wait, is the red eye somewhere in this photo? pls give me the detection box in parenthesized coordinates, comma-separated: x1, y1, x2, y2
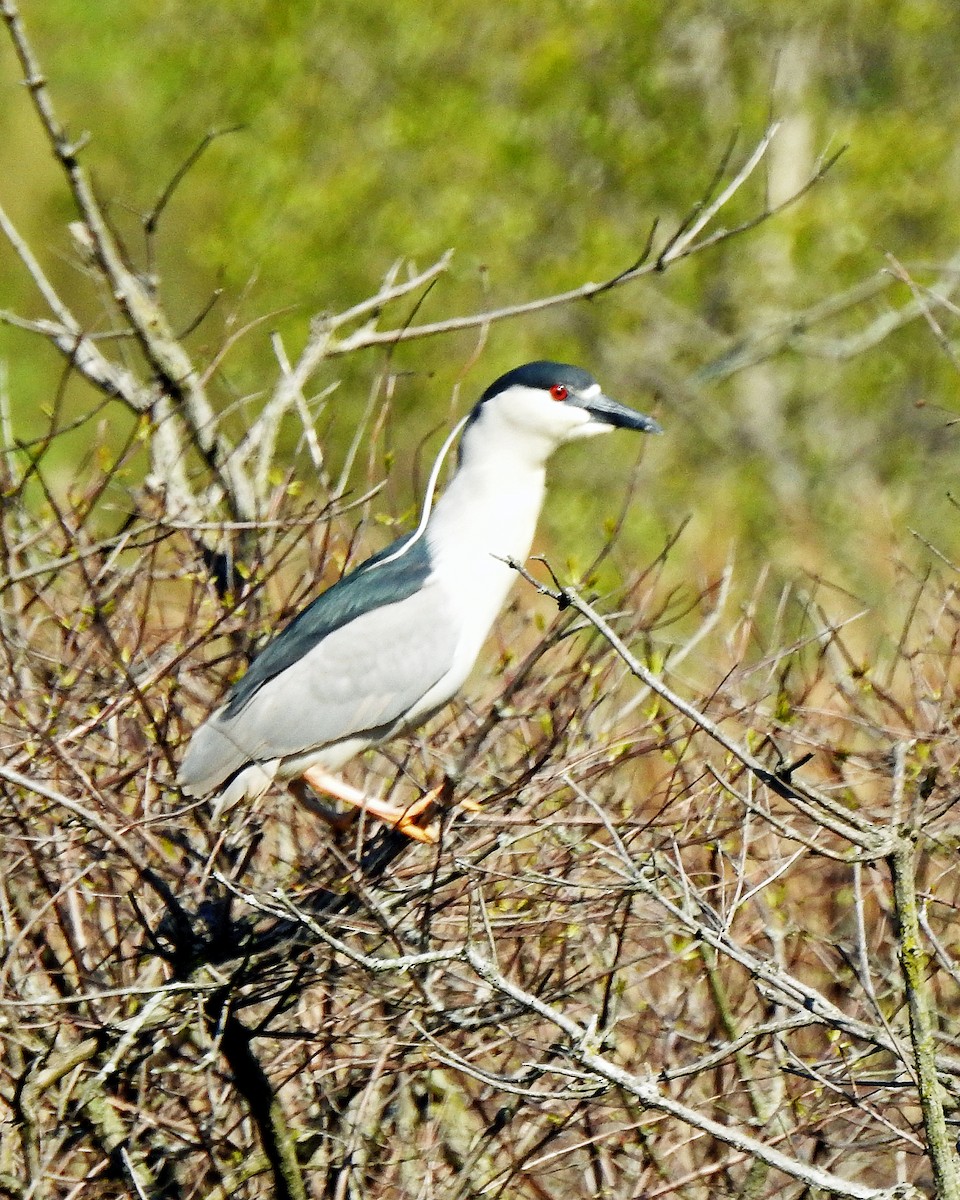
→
(549, 383, 568, 401)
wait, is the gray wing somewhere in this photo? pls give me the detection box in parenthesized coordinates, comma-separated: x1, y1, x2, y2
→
(222, 531, 427, 717)
(179, 577, 459, 796)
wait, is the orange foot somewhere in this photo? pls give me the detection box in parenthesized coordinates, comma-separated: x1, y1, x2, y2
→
(295, 767, 440, 844)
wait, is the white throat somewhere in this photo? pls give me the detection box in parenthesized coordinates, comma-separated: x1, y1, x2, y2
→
(425, 419, 550, 678)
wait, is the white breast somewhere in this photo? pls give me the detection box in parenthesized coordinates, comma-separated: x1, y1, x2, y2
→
(419, 447, 547, 705)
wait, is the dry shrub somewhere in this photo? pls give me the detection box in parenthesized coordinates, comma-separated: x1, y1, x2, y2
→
(2, 424, 959, 1200)
(0, 12, 953, 1192)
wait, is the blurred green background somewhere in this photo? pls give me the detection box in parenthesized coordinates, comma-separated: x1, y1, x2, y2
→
(3, 0, 960, 603)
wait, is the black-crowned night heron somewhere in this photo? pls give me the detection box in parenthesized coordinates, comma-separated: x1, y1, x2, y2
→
(179, 361, 661, 842)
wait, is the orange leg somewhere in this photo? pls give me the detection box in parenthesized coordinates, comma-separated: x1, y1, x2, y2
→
(296, 766, 440, 844)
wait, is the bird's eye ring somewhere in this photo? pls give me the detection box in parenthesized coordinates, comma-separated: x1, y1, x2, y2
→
(549, 384, 568, 401)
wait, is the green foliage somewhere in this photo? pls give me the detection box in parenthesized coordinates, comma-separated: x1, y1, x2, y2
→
(4, 0, 960, 600)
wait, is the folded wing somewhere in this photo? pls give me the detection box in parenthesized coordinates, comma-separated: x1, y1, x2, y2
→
(179, 537, 458, 796)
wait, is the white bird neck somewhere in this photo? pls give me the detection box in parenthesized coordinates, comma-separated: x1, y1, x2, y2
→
(423, 438, 547, 678)
(427, 434, 548, 568)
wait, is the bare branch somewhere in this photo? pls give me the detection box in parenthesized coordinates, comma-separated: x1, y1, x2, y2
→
(506, 559, 887, 854)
